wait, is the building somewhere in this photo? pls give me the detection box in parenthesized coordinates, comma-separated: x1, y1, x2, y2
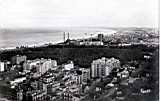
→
(79, 68, 90, 84)
(11, 55, 27, 65)
(91, 57, 120, 78)
(51, 82, 60, 92)
(63, 86, 81, 101)
(17, 80, 49, 101)
(120, 70, 129, 78)
(30, 80, 48, 91)
(38, 59, 52, 75)
(105, 57, 120, 71)
(10, 77, 26, 88)
(0, 61, 4, 72)
(63, 90, 73, 101)
(66, 39, 81, 46)
(76, 74, 82, 85)
(3, 61, 11, 71)
(80, 41, 104, 46)
(17, 90, 23, 101)
(63, 61, 74, 71)
(25, 90, 47, 101)
(51, 60, 57, 67)
(23, 58, 53, 76)
(23, 60, 39, 72)
(64, 68, 90, 85)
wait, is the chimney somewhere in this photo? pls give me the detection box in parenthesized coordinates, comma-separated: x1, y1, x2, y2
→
(68, 32, 70, 40)
(63, 32, 65, 42)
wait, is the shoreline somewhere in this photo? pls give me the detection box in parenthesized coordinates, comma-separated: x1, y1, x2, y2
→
(0, 30, 117, 51)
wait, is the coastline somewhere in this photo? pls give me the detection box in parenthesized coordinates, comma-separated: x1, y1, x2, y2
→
(0, 29, 117, 51)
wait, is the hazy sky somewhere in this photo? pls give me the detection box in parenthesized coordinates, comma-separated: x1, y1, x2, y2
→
(0, 0, 158, 28)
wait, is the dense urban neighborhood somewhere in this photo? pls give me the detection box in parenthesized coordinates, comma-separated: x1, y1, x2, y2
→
(0, 28, 159, 101)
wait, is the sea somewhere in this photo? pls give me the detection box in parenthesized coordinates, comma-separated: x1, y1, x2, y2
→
(0, 27, 116, 50)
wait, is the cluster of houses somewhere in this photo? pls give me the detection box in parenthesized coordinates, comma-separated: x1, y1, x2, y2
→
(0, 54, 152, 101)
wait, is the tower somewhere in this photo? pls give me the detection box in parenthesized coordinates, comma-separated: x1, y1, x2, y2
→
(67, 32, 70, 40)
(63, 32, 65, 42)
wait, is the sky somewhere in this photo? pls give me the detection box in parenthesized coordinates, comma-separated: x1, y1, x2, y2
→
(0, 0, 159, 28)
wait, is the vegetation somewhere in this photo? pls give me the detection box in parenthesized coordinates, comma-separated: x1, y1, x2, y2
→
(0, 45, 158, 101)
(0, 45, 157, 68)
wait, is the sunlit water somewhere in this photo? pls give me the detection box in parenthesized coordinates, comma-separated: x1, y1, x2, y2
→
(0, 28, 116, 49)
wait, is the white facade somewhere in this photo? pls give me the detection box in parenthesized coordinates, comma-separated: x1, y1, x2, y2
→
(0, 62, 4, 72)
(91, 57, 120, 78)
(64, 61, 74, 70)
(10, 77, 26, 85)
(23, 59, 53, 75)
(80, 41, 103, 46)
(39, 59, 52, 74)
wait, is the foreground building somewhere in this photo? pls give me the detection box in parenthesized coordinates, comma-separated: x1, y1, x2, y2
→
(23, 58, 56, 76)
(63, 61, 74, 71)
(79, 68, 90, 84)
(0, 61, 4, 72)
(17, 90, 47, 101)
(91, 57, 120, 78)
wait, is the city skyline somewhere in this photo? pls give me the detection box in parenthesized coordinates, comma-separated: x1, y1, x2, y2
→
(0, 0, 159, 100)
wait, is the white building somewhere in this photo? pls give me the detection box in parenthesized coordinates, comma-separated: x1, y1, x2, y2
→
(23, 58, 53, 76)
(64, 61, 74, 71)
(91, 57, 120, 78)
(39, 59, 52, 74)
(80, 41, 103, 46)
(10, 77, 26, 88)
(0, 61, 4, 72)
